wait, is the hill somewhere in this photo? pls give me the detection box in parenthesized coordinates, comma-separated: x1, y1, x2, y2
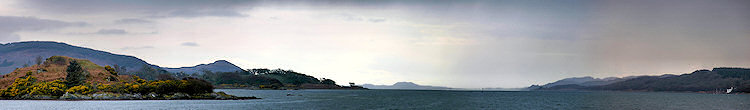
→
(533, 68, 750, 93)
(0, 56, 136, 89)
(0, 41, 246, 77)
(362, 82, 452, 90)
(164, 60, 243, 74)
(536, 76, 642, 89)
(203, 68, 349, 90)
(0, 41, 353, 90)
(0, 56, 254, 100)
(0, 41, 156, 74)
(596, 68, 750, 92)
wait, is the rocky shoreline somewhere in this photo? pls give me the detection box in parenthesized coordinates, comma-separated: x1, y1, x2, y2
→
(0, 92, 258, 100)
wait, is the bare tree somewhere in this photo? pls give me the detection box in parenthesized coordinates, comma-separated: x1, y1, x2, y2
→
(35, 56, 43, 65)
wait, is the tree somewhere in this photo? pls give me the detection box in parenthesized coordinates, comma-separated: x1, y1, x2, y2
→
(114, 64, 126, 73)
(65, 60, 87, 87)
(321, 78, 336, 85)
(105, 65, 117, 75)
(35, 56, 43, 65)
(157, 73, 176, 81)
(179, 77, 214, 95)
(249, 68, 270, 75)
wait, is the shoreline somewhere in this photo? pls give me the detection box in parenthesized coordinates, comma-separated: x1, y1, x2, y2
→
(0, 91, 260, 100)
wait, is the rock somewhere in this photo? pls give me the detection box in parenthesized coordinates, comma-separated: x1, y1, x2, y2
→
(79, 95, 92, 100)
(214, 92, 235, 99)
(19, 92, 256, 100)
(210, 93, 219, 98)
(132, 93, 143, 99)
(91, 93, 116, 100)
(59, 92, 92, 100)
(20, 94, 55, 100)
(60, 92, 78, 100)
(170, 93, 190, 99)
(146, 92, 158, 99)
(122, 93, 142, 99)
(35, 95, 55, 100)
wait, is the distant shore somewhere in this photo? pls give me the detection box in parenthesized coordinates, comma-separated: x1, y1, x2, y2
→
(214, 83, 369, 90)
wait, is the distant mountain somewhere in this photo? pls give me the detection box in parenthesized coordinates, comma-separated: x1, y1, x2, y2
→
(362, 82, 453, 90)
(532, 67, 750, 93)
(164, 60, 244, 74)
(541, 76, 598, 88)
(595, 68, 750, 92)
(0, 41, 244, 75)
(0, 41, 157, 74)
(539, 76, 637, 88)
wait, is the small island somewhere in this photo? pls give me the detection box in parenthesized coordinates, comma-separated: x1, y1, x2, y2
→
(0, 56, 257, 100)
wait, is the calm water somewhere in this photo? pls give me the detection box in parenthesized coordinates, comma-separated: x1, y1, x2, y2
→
(0, 89, 748, 110)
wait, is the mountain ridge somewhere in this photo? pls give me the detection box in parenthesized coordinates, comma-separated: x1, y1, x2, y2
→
(362, 82, 453, 90)
(0, 41, 242, 75)
(0, 41, 158, 74)
(532, 67, 750, 93)
(163, 60, 244, 74)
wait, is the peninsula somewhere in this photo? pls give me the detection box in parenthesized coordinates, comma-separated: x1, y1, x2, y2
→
(0, 56, 257, 100)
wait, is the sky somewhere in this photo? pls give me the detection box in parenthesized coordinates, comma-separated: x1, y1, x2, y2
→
(0, 0, 748, 88)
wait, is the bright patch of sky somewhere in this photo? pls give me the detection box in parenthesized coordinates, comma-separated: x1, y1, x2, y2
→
(0, 0, 748, 88)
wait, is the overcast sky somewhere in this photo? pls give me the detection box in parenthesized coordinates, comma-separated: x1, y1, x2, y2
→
(0, 0, 748, 88)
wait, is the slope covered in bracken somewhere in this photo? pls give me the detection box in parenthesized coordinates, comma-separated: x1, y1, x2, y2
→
(0, 56, 135, 89)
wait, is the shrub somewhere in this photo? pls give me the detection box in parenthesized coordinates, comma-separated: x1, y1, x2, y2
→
(66, 85, 92, 94)
(150, 80, 181, 94)
(0, 76, 66, 97)
(46, 56, 68, 65)
(29, 80, 66, 96)
(104, 65, 117, 75)
(320, 78, 336, 85)
(96, 84, 112, 92)
(178, 78, 214, 95)
(1, 76, 37, 97)
(134, 76, 147, 83)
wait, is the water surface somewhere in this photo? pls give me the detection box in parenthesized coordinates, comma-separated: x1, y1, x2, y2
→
(0, 89, 747, 109)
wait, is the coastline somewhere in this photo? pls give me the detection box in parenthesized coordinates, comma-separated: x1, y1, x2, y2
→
(0, 91, 259, 100)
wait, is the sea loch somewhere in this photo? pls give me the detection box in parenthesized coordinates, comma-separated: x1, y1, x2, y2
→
(0, 89, 747, 109)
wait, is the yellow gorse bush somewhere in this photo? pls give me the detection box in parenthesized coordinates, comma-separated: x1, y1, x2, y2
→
(1, 73, 213, 97)
(66, 85, 92, 94)
(29, 80, 66, 96)
(0, 76, 37, 97)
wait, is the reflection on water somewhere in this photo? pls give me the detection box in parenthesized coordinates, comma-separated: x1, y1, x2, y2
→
(0, 89, 748, 109)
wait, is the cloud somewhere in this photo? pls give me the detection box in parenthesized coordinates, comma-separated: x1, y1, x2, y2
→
(181, 42, 199, 47)
(19, 0, 256, 18)
(66, 29, 157, 35)
(368, 18, 386, 23)
(0, 16, 86, 43)
(95, 29, 128, 35)
(337, 14, 386, 23)
(115, 18, 153, 24)
(155, 10, 247, 18)
(120, 46, 154, 50)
